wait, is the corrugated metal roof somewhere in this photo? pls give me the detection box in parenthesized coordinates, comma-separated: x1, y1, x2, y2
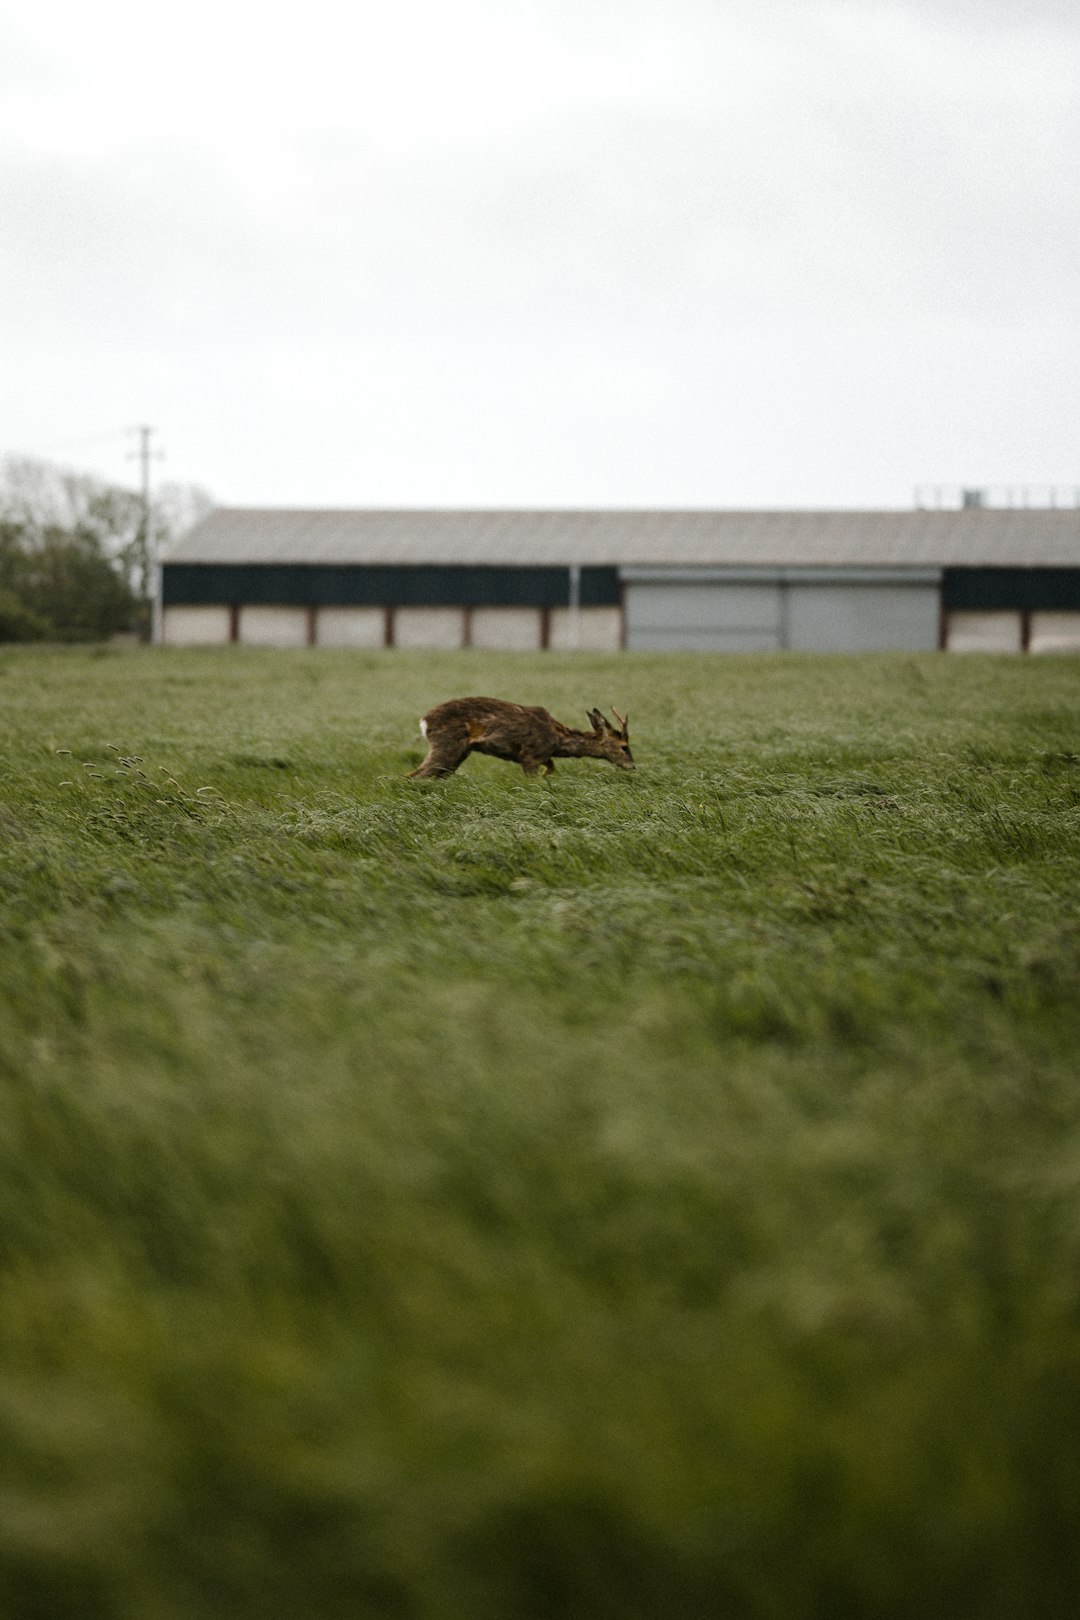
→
(164, 508, 1080, 569)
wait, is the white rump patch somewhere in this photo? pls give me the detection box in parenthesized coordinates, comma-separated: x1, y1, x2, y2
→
(420, 718, 428, 737)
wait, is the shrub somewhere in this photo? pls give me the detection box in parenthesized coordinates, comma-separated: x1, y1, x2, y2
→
(0, 585, 50, 642)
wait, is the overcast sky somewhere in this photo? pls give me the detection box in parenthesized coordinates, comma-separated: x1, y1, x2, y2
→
(2, 0, 1077, 510)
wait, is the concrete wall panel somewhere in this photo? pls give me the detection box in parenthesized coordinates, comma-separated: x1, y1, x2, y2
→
(548, 607, 624, 651)
(161, 605, 232, 646)
(945, 611, 1023, 653)
(469, 608, 543, 651)
(315, 607, 386, 648)
(238, 606, 309, 647)
(394, 607, 465, 649)
(1030, 612, 1080, 654)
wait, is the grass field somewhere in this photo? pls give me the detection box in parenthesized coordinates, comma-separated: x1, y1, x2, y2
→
(2, 643, 1080, 1619)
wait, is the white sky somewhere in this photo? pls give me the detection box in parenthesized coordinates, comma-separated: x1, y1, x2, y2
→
(2, 0, 1077, 509)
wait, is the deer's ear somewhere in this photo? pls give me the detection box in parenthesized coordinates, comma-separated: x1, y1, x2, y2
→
(587, 709, 606, 733)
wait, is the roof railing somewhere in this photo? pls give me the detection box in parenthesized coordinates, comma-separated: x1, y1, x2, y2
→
(914, 484, 1080, 510)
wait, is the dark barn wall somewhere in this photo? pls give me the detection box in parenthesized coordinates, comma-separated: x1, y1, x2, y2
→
(944, 568, 1080, 611)
(162, 564, 622, 609)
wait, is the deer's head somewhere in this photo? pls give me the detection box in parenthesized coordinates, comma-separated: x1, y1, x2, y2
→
(588, 707, 635, 769)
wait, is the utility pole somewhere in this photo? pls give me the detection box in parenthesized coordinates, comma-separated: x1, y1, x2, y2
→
(129, 424, 161, 641)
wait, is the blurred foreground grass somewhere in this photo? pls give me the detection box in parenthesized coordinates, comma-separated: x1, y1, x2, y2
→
(1, 644, 1080, 1618)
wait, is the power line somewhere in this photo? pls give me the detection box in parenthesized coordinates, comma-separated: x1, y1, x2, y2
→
(6, 427, 133, 460)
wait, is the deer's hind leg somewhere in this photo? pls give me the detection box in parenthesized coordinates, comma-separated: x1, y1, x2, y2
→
(407, 721, 471, 778)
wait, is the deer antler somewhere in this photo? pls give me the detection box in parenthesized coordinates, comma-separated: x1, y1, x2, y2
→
(611, 705, 628, 733)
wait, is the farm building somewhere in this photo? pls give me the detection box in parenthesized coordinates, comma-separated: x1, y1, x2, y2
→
(160, 507, 1080, 654)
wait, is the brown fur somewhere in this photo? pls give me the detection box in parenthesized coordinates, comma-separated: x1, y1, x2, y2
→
(408, 697, 634, 779)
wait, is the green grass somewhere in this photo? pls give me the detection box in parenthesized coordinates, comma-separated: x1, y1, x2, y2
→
(2, 644, 1080, 1619)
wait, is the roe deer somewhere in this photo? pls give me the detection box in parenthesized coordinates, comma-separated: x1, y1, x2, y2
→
(408, 697, 634, 778)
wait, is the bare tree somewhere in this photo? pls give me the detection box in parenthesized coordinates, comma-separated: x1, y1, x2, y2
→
(0, 457, 214, 642)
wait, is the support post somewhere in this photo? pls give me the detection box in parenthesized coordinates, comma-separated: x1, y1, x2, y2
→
(1021, 610, 1032, 654)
